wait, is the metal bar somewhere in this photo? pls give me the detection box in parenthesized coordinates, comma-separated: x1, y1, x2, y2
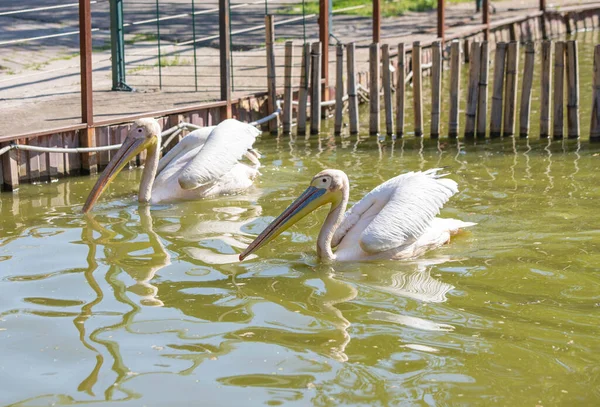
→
(437, 0, 445, 42)
(319, 0, 330, 101)
(540, 0, 545, 12)
(373, 0, 381, 43)
(110, 0, 128, 91)
(219, 0, 232, 118)
(79, 0, 96, 175)
(483, 0, 490, 40)
(265, 15, 278, 135)
(155, 0, 162, 89)
(192, 0, 198, 91)
(0, 2, 96, 16)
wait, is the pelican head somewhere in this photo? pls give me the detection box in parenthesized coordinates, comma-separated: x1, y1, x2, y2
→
(82, 118, 161, 213)
(239, 169, 348, 261)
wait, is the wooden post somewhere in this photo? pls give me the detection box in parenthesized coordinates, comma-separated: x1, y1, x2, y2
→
(553, 41, 565, 139)
(297, 43, 310, 135)
(382, 44, 394, 136)
(79, 0, 96, 175)
(413, 41, 423, 137)
(503, 42, 519, 137)
(347, 42, 359, 135)
(1, 144, 18, 191)
(431, 41, 442, 138)
(334, 44, 344, 135)
(396, 43, 406, 137)
(477, 41, 489, 138)
(310, 42, 322, 135)
(483, 0, 490, 40)
(540, 40, 552, 138)
(449, 40, 461, 138)
(490, 43, 507, 138)
(265, 15, 278, 135)
(437, 0, 445, 42)
(373, 0, 381, 43)
(282, 41, 294, 134)
(465, 41, 481, 138)
(590, 44, 600, 141)
(219, 0, 232, 118)
(319, 0, 329, 101)
(369, 43, 380, 135)
(566, 40, 580, 139)
(519, 42, 535, 137)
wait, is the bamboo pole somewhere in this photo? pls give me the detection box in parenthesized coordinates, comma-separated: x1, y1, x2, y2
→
(448, 40, 461, 138)
(347, 42, 359, 134)
(282, 41, 294, 134)
(540, 40, 552, 138)
(566, 40, 580, 139)
(519, 42, 535, 137)
(382, 44, 394, 136)
(310, 42, 322, 135)
(396, 43, 406, 137)
(413, 41, 423, 137)
(465, 41, 481, 138)
(431, 40, 442, 138)
(503, 42, 519, 137)
(265, 15, 277, 135)
(477, 41, 489, 138)
(297, 43, 310, 135)
(490, 43, 507, 138)
(370, 43, 381, 135)
(590, 44, 600, 141)
(553, 41, 565, 139)
(334, 44, 344, 135)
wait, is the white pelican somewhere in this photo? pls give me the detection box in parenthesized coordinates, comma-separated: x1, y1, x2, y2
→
(83, 118, 261, 213)
(239, 168, 475, 262)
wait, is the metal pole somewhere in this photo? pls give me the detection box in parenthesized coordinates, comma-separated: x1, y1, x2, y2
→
(373, 0, 381, 43)
(483, 0, 490, 40)
(155, 0, 162, 89)
(437, 0, 445, 42)
(219, 0, 232, 118)
(540, 0, 545, 11)
(319, 0, 329, 101)
(109, 0, 131, 91)
(192, 0, 198, 91)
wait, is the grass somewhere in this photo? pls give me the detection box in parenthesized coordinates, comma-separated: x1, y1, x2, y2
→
(279, 0, 471, 17)
(157, 55, 190, 67)
(125, 33, 158, 45)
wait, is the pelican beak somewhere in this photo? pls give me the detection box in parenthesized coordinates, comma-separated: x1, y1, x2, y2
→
(82, 135, 155, 213)
(239, 186, 332, 261)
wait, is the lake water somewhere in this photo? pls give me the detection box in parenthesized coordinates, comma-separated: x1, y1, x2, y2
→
(1, 34, 600, 406)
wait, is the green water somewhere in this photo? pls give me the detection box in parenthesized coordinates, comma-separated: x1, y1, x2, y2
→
(2, 34, 600, 406)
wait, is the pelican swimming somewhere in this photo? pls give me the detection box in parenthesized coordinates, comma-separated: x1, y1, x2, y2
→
(83, 118, 261, 213)
(239, 168, 475, 262)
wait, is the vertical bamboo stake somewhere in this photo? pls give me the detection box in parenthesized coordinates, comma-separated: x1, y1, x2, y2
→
(431, 40, 442, 138)
(477, 41, 489, 138)
(310, 42, 322, 135)
(590, 45, 600, 141)
(283, 41, 294, 134)
(566, 40, 580, 139)
(448, 40, 461, 138)
(396, 43, 405, 137)
(553, 41, 565, 139)
(297, 43, 310, 135)
(334, 44, 344, 135)
(503, 42, 519, 137)
(382, 44, 394, 136)
(347, 42, 359, 135)
(490, 42, 507, 138)
(413, 41, 423, 137)
(370, 43, 381, 135)
(465, 41, 481, 138)
(540, 40, 552, 138)
(265, 15, 278, 135)
(519, 42, 535, 138)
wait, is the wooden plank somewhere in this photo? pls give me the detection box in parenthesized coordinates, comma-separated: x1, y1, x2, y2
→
(540, 40, 553, 138)
(396, 43, 405, 137)
(553, 41, 565, 139)
(283, 41, 294, 135)
(465, 41, 481, 138)
(310, 42, 322, 135)
(490, 43, 507, 138)
(27, 138, 41, 183)
(519, 42, 535, 138)
(413, 41, 423, 137)
(431, 41, 442, 138)
(382, 44, 394, 136)
(79, 127, 97, 175)
(18, 138, 28, 182)
(503, 42, 519, 137)
(63, 131, 80, 175)
(97, 126, 110, 168)
(1, 143, 19, 191)
(448, 40, 461, 138)
(566, 40, 580, 139)
(477, 41, 489, 138)
(369, 43, 380, 135)
(347, 42, 359, 135)
(334, 44, 344, 135)
(590, 44, 600, 141)
(265, 15, 278, 135)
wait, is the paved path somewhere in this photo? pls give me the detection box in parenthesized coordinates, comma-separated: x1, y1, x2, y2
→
(0, 0, 593, 137)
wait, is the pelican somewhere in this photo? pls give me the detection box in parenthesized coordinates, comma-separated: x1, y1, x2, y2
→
(83, 118, 261, 213)
(239, 168, 475, 262)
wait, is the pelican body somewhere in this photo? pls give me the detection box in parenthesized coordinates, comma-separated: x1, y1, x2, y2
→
(239, 169, 475, 262)
(83, 118, 261, 213)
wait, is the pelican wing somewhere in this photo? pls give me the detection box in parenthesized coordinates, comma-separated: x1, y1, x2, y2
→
(156, 126, 215, 176)
(333, 169, 459, 254)
(178, 119, 261, 190)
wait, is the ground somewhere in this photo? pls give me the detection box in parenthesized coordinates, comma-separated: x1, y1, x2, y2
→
(0, 0, 591, 137)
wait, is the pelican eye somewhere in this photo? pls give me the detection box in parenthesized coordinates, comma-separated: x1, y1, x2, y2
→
(322, 178, 326, 183)
(137, 128, 143, 133)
